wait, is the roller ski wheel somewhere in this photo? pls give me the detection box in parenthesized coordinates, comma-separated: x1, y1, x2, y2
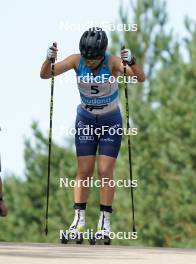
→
(88, 232, 111, 245)
(103, 236, 111, 245)
(61, 230, 84, 244)
(96, 232, 111, 245)
(61, 233, 69, 244)
(88, 235, 96, 245)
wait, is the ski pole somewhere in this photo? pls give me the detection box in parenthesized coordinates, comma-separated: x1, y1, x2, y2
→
(45, 42, 57, 236)
(121, 45, 136, 233)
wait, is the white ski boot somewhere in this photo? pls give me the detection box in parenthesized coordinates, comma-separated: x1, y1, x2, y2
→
(89, 211, 111, 245)
(61, 209, 85, 244)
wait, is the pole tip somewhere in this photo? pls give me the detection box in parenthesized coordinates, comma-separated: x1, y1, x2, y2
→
(45, 227, 48, 236)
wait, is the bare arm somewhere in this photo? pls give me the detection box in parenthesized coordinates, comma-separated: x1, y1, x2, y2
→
(40, 54, 80, 79)
(111, 56, 145, 82)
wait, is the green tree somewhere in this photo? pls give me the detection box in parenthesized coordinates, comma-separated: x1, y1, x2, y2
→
(111, 0, 196, 247)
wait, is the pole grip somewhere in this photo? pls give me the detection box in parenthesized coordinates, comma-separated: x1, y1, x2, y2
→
(53, 42, 57, 48)
(51, 42, 57, 63)
(121, 45, 127, 71)
(121, 45, 126, 66)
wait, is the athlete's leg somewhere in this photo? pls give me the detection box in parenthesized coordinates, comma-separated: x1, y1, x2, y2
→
(97, 155, 117, 205)
(97, 109, 122, 205)
(74, 106, 99, 205)
(95, 110, 122, 236)
(95, 155, 117, 237)
(74, 155, 96, 203)
(68, 109, 98, 234)
(67, 156, 96, 234)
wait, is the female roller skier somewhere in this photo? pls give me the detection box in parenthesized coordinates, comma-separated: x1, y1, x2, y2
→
(40, 27, 145, 242)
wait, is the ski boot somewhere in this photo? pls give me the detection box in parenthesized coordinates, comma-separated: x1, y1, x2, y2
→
(61, 209, 85, 244)
(89, 211, 111, 245)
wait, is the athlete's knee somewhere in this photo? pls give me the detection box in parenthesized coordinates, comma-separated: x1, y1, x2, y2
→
(76, 167, 94, 180)
(97, 167, 113, 180)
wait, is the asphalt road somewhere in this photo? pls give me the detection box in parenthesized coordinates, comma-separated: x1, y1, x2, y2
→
(0, 242, 196, 264)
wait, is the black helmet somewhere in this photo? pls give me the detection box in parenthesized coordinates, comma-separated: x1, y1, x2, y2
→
(79, 27, 108, 59)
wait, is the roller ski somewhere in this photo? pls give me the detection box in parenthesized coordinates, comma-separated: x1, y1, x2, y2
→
(89, 211, 111, 245)
(61, 209, 85, 244)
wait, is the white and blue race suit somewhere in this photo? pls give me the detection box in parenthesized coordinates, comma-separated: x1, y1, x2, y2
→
(75, 52, 122, 158)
